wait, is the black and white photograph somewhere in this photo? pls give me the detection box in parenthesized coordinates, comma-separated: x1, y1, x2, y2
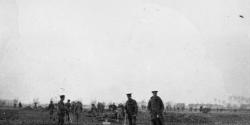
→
(0, 0, 249, 125)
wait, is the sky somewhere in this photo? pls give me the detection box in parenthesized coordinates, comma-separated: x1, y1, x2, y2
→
(0, 0, 249, 104)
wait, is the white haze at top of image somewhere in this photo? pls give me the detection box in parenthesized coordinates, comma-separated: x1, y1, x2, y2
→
(0, 0, 249, 104)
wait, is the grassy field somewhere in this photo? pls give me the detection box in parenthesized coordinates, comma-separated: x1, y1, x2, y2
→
(1, 108, 250, 125)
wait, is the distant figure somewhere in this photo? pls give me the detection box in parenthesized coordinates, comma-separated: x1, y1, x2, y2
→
(71, 102, 76, 113)
(19, 102, 22, 108)
(48, 100, 55, 120)
(14, 103, 17, 108)
(117, 103, 125, 122)
(65, 99, 71, 122)
(108, 103, 117, 112)
(199, 106, 203, 112)
(112, 103, 117, 111)
(91, 103, 97, 115)
(13, 99, 18, 108)
(74, 101, 83, 124)
(147, 91, 164, 125)
(97, 102, 105, 113)
(57, 95, 66, 125)
(125, 93, 138, 125)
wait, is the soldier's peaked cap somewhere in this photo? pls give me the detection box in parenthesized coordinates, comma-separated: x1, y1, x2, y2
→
(60, 95, 65, 98)
(152, 91, 158, 93)
(126, 93, 132, 96)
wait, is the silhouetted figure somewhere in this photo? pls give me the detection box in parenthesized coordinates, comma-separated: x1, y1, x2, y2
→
(125, 93, 138, 125)
(34, 102, 38, 109)
(65, 99, 71, 122)
(58, 95, 66, 125)
(13, 99, 18, 108)
(91, 103, 97, 116)
(97, 102, 105, 113)
(19, 102, 22, 108)
(148, 91, 164, 125)
(74, 101, 83, 124)
(200, 106, 203, 112)
(48, 100, 55, 120)
(117, 103, 125, 122)
(108, 103, 117, 112)
(112, 103, 117, 111)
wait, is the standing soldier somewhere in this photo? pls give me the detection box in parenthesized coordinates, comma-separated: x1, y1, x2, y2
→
(65, 99, 71, 122)
(147, 91, 164, 125)
(125, 93, 138, 125)
(58, 95, 66, 125)
(74, 101, 83, 124)
(18, 102, 22, 108)
(91, 103, 97, 116)
(117, 103, 125, 122)
(48, 100, 55, 121)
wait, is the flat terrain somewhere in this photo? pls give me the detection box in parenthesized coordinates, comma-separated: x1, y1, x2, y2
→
(1, 108, 250, 125)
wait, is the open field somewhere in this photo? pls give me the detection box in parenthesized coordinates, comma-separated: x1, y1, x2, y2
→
(1, 108, 250, 125)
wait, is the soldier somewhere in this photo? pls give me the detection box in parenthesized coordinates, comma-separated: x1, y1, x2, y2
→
(147, 91, 164, 125)
(48, 100, 55, 120)
(125, 93, 138, 125)
(91, 103, 97, 115)
(199, 105, 203, 112)
(19, 102, 22, 108)
(74, 101, 83, 124)
(58, 95, 66, 125)
(65, 99, 71, 122)
(97, 102, 105, 113)
(112, 103, 117, 111)
(117, 103, 125, 122)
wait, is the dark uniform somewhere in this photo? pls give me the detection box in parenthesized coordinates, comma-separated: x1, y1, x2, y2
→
(18, 102, 22, 108)
(58, 95, 66, 125)
(74, 101, 83, 123)
(125, 93, 138, 125)
(147, 91, 164, 125)
(65, 100, 71, 122)
(48, 101, 55, 120)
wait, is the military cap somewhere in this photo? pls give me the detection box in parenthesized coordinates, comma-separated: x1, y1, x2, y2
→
(60, 95, 65, 98)
(152, 91, 158, 93)
(126, 93, 132, 97)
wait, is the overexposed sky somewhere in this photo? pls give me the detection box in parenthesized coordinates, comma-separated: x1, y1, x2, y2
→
(0, 0, 249, 104)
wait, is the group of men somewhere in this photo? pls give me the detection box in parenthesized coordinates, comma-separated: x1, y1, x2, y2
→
(48, 96, 72, 125)
(125, 90, 164, 125)
(51, 90, 164, 125)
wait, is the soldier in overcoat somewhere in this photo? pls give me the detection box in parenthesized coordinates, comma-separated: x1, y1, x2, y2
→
(147, 91, 164, 125)
(48, 100, 55, 120)
(58, 95, 66, 125)
(125, 93, 138, 125)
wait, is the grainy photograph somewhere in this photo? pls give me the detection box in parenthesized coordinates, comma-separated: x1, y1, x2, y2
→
(0, 0, 249, 125)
